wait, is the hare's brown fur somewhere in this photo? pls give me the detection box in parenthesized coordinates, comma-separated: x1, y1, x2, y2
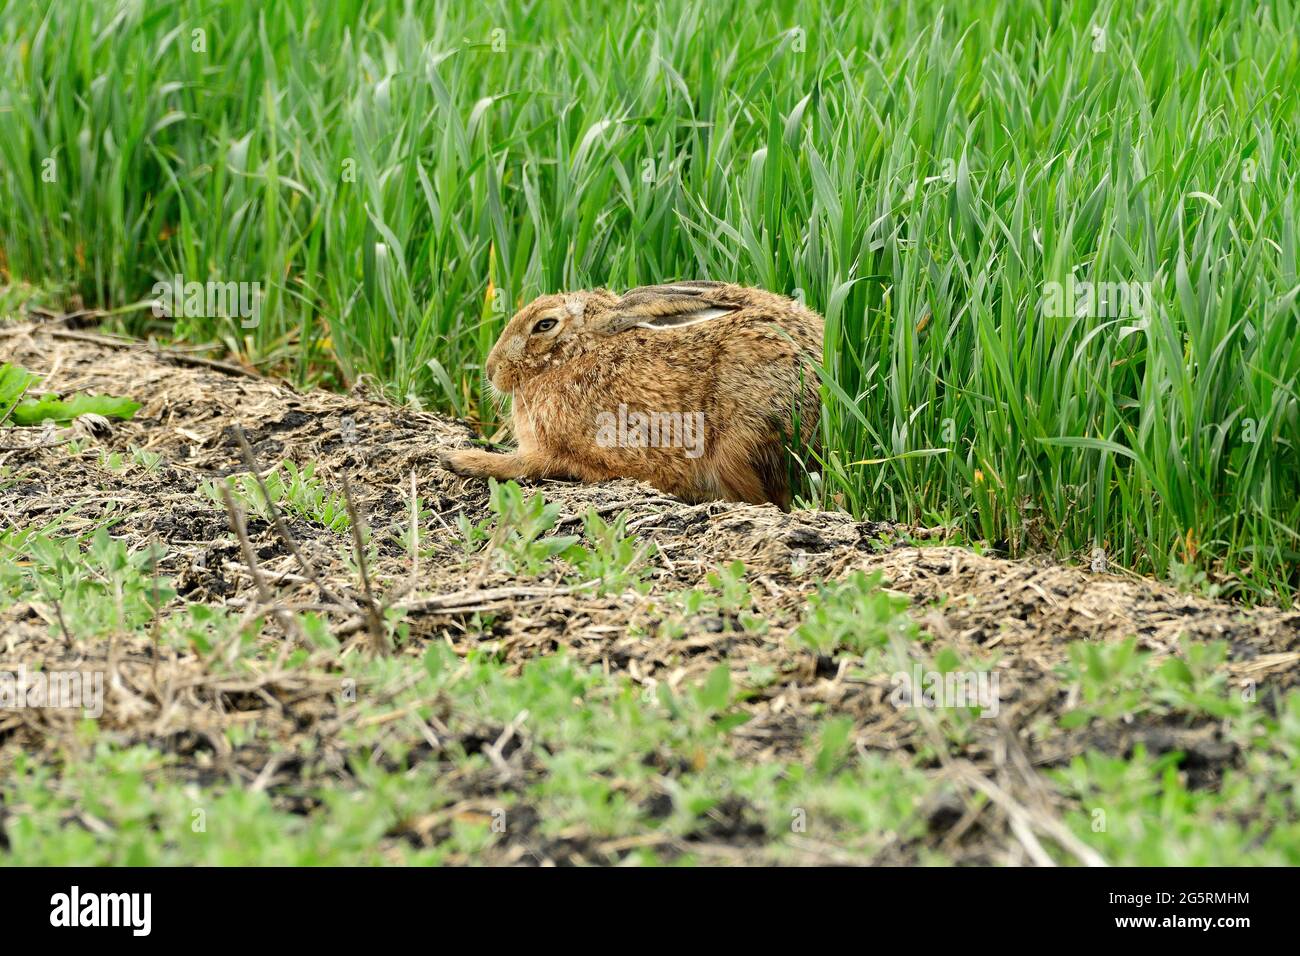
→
(440, 282, 823, 508)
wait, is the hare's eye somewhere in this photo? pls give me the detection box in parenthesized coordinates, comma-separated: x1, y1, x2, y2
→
(532, 318, 558, 334)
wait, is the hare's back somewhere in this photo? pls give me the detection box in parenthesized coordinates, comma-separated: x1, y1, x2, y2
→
(706, 304, 823, 364)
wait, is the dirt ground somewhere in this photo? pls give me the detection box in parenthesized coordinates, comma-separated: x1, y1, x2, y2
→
(2, 322, 1299, 864)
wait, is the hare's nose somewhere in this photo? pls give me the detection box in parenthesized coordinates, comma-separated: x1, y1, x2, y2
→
(485, 355, 498, 381)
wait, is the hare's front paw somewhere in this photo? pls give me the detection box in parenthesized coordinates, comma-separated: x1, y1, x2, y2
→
(438, 449, 491, 477)
(439, 448, 533, 480)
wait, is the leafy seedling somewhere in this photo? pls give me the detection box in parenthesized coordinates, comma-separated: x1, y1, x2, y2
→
(1, 362, 140, 426)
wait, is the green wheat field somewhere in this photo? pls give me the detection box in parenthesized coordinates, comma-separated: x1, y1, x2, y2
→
(1, 0, 1299, 867)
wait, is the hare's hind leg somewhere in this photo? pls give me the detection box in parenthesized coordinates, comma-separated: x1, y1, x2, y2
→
(705, 424, 793, 508)
(752, 440, 793, 510)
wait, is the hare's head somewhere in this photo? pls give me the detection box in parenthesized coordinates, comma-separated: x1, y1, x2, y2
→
(485, 282, 740, 393)
(483, 290, 618, 393)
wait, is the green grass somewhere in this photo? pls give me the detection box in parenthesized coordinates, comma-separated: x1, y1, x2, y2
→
(2, 0, 1298, 600)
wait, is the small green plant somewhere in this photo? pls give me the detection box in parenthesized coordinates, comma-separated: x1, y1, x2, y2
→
(656, 561, 767, 636)
(201, 461, 349, 532)
(1057, 637, 1246, 728)
(456, 480, 578, 575)
(1057, 638, 1149, 727)
(1, 362, 140, 426)
(1, 526, 173, 637)
(656, 664, 753, 740)
(887, 646, 1003, 752)
(280, 461, 350, 531)
(386, 491, 432, 563)
(130, 446, 163, 474)
(97, 449, 125, 472)
(98, 444, 159, 473)
(706, 561, 752, 614)
(1168, 560, 1223, 599)
(793, 570, 920, 656)
(812, 716, 856, 775)
(563, 509, 654, 595)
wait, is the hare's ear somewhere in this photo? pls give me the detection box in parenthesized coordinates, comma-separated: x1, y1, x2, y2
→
(618, 281, 725, 306)
(631, 306, 736, 330)
(604, 282, 737, 332)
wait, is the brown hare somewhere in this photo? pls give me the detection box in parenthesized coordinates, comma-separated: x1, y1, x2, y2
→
(439, 281, 823, 508)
